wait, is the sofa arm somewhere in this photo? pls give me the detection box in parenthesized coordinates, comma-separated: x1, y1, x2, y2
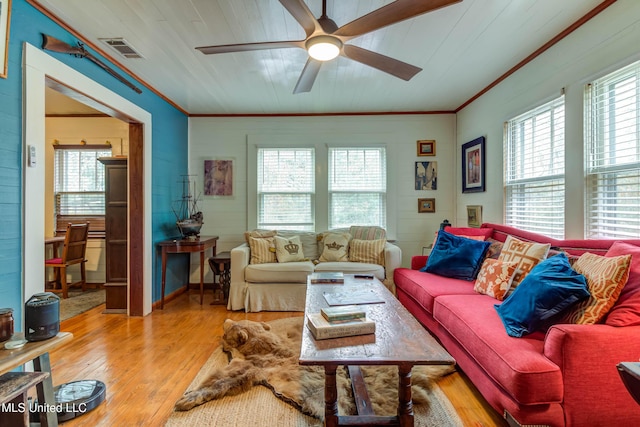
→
(544, 324, 640, 420)
(411, 255, 428, 270)
(228, 243, 250, 311)
(384, 241, 402, 280)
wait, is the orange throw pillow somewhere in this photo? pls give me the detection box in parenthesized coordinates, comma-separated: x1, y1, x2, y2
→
(474, 258, 518, 300)
(563, 252, 631, 324)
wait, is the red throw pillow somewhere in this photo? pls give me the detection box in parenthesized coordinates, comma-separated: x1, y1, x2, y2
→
(604, 241, 640, 326)
(445, 226, 494, 239)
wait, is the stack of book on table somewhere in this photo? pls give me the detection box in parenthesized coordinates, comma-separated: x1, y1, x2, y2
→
(306, 305, 375, 340)
(308, 272, 344, 284)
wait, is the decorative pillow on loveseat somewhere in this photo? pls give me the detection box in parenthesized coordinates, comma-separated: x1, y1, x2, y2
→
(421, 230, 490, 281)
(319, 232, 351, 262)
(274, 235, 305, 262)
(349, 238, 385, 265)
(495, 253, 590, 337)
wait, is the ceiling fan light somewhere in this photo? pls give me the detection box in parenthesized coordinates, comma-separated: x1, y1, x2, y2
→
(306, 36, 342, 61)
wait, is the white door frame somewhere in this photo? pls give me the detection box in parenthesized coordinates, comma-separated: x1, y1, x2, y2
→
(22, 42, 153, 319)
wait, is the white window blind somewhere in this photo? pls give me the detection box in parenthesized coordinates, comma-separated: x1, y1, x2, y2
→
(505, 96, 565, 238)
(54, 148, 111, 215)
(585, 60, 640, 239)
(257, 148, 315, 230)
(328, 147, 386, 230)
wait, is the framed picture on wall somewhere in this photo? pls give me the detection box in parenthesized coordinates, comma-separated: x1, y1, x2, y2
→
(415, 161, 437, 190)
(204, 159, 233, 196)
(467, 205, 482, 227)
(417, 140, 436, 156)
(418, 198, 436, 213)
(462, 136, 485, 193)
(0, 0, 12, 79)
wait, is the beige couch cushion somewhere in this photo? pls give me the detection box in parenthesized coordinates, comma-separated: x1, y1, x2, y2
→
(245, 261, 315, 283)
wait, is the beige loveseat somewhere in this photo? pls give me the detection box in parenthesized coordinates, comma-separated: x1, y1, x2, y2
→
(228, 226, 402, 312)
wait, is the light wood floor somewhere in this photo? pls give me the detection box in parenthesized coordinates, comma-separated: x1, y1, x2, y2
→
(48, 291, 507, 426)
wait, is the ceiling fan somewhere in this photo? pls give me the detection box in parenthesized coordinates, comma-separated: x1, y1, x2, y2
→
(195, 0, 461, 94)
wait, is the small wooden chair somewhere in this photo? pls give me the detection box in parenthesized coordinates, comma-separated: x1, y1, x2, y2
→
(45, 222, 89, 299)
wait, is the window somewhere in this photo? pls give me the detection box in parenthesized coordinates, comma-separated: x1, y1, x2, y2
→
(585, 60, 640, 239)
(54, 146, 111, 216)
(328, 147, 386, 230)
(504, 96, 565, 238)
(257, 148, 315, 230)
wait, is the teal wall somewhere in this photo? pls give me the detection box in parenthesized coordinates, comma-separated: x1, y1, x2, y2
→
(0, 0, 189, 323)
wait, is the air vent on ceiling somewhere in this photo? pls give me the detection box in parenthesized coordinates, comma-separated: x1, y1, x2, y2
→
(99, 38, 143, 59)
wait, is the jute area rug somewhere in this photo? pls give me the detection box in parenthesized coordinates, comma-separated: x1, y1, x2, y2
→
(166, 317, 464, 427)
(59, 289, 106, 321)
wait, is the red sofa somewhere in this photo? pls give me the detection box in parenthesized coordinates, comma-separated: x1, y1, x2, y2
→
(394, 223, 640, 427)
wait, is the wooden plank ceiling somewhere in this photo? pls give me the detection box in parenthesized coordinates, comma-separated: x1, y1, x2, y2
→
(35, 0, 609, 115)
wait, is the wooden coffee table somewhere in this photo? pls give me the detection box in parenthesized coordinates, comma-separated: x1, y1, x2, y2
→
(299, 275, 455, 427)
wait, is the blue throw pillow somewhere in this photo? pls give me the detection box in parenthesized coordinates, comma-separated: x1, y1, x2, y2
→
(421, 230, 491, 281)
(495, 253, 590, 337)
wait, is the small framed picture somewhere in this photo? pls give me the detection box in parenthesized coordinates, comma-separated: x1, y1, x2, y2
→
(418, 198, 436, 213)
(462, 136, 486, 193)
(467, 205, 482, 227)
(417, 140, 436, 157)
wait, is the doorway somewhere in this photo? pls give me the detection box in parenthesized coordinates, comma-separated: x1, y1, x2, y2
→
(23, 43, 152, 318)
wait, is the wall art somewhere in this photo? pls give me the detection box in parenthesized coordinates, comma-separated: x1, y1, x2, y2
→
(417, 140, 435, 156)
(462, 136, 485, 193)
(415, 161, 437, 190)
(204, 159, 233, 196)
(0, 0, 12, 79)
(467, 205, 482, 227)
(418, 198, 436, 213)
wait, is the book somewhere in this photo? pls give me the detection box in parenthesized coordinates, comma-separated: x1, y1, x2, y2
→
(322, 289, 385, 306)
(309, 272, 344, 284)
(321, 305, 366, 322)
(306, 313, 375, 340)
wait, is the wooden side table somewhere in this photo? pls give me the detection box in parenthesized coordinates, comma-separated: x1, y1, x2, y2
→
(158, 236, 218, 309)
(0, 332, 73, 426)
(208, 251, 231, 305)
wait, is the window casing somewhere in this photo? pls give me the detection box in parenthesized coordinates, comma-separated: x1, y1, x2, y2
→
(328, 147, 386, 230)
(504, 96, 565, 238)
(257, 148, 315, 231)
(585, 60, 640, 239)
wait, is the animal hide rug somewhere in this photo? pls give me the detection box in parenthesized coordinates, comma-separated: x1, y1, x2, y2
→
(174, 316, 455, 420)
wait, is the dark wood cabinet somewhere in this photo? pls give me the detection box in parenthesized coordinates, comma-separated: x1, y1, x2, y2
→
(99, 157, 128, 313)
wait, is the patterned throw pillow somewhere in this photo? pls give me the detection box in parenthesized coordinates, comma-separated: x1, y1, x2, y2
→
(349, 238, 385, 265)
(248, 236, 277, 264)
(474, 258, 518, 300)
(563, 252, 631, 324)
(485, 238, 504, 260)
(319, 232, 351, 262)
(244, 229, 277, 243)
(274, 235, 304, 263)
(498, 236, 551, 287)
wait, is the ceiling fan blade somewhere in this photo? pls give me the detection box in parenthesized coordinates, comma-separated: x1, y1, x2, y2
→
(334, 0, 461, 38)
(293, 59, 322, 94)
(342, 45, 422, 81)
(196, 40, 304, 55)
(279, 0, 321, 37)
